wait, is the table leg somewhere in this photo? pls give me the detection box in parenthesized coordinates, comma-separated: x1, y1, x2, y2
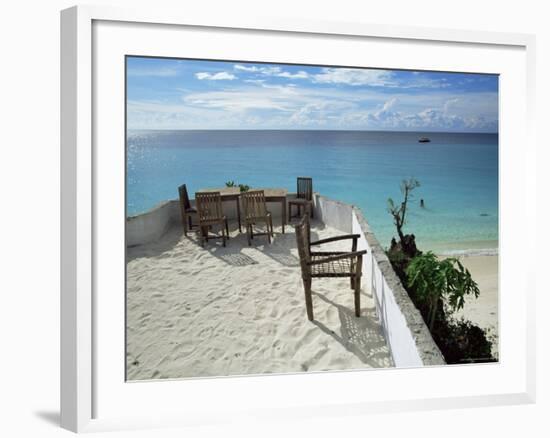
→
(236, 197, 242, 233)
(281, 197, 286, 234)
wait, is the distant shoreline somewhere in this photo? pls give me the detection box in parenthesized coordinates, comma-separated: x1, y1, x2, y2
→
(421, 240, 499, 257)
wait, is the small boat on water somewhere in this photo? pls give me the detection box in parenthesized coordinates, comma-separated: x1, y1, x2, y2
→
(418, 137, 431, 143)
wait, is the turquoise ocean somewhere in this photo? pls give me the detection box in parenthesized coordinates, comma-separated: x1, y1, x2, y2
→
(127, 130, 498, 255)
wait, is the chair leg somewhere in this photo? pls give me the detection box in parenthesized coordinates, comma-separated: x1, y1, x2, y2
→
(310, 202, 314, 218)
(270, 217, 274, 237)
(247, 224, 251, 246)
(350, 277, 355, 289)
(200, 226, 206, 247)
(183, 213, 188, 236)
(303, 278, 313, 321)
(266, 219, 271, 244)
(354, 276, 361, 317)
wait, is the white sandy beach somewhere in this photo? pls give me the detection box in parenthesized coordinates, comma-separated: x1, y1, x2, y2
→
(450, 255, 499, 358)
(126, 221, 393, 380)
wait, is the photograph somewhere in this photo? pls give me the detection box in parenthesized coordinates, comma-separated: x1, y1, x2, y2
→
(125, 56, 499, 381)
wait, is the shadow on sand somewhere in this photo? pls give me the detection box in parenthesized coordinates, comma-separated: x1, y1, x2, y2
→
(127, 220, 321, 268)
(311, 291, 393, 368)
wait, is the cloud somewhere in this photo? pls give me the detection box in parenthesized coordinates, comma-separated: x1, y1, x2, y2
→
(331, 95, 496, 132)
(381, 98, 397, 112)
(443, 98, 460, 114)
(183, 87, 297, 112)
(258, 66, 282, 75)
(311, 68, 450, 89)
(195, 71, 237, 80)
(234, 64, 310, 80)
(313, 68, 396, 86)
(277, 71, 309, 79)
(127, 67, 179, 77)
(182, 84, 359, 119)
(234, 64, 260, 72)
(289, 103, 328, 126)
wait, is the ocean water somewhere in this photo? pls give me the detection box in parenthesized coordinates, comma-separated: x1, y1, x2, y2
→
(127, 130, 498, 254)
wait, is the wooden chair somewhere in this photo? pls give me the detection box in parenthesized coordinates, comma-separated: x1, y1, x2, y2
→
(288, 177, 313, 222)
(295, 214, 366, 321)
(195, 192, 229, 247)
(241, 190, 274, 246)
(178, 184, 198, 236)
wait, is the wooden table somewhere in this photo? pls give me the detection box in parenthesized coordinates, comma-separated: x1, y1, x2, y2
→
(197, 187, 288, 233)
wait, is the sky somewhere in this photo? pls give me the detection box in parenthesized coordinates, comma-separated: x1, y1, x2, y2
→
(126, 57, 499, 133)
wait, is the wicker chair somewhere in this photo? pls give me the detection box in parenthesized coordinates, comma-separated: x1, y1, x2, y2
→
(195, 192, 229, 247)
(178, 184, 198, 236)
(241, 190, 274, 246)
(295, 215, 366, 321)
(288, 177, 313, 222)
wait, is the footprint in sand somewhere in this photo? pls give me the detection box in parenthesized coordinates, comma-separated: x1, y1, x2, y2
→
(197, 327, 213, 339)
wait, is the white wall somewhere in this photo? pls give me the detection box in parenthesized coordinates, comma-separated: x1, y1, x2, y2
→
(351, 211, 445, 367)
(1, 1, 547, 437)
(312, 194, 353, 233)
(314, 194, 444, 367)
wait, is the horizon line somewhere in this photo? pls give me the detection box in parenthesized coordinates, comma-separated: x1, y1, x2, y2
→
(126, 128, 498, 135)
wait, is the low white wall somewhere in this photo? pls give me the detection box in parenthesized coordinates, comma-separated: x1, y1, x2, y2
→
(127, 195, 295, 247)
(312, 194, 352, 233)
(314, 195, 445, 367)
(126, 200, 180, 247)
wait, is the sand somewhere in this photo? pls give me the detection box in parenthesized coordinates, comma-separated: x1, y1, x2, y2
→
(126, 221, 393, 381)
(448, 255, 499, 358)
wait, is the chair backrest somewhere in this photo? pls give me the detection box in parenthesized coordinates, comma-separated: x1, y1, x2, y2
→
(241, 190, 268, 218)
(294, 215, 311, 278)
(178, 184, 191, 210)
(195, 192, 224, 222)
(297, 177, 313, 200)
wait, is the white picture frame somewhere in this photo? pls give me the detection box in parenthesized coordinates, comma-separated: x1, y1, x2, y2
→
(60, 4, 536, 433)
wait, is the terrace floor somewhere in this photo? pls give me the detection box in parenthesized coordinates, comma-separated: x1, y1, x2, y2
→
(126, 220, 394, 380)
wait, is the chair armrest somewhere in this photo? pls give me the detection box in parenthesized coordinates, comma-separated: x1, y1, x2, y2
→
(309, 234, 360, 246)
(307, 250, 366, 266)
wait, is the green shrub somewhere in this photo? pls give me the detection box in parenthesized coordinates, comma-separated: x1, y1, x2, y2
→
(406, 252, 480, 331)
(225, 181, 249, 192)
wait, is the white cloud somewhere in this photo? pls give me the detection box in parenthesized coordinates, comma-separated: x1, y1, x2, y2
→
(277, 70, 310, 79)
(234, 64, 310, 80)
(195, 71, 237, 81)
(381, 97, 397, 112)
(313, 68, 396, 86)
(443, 98, 460, 114)
(182, 84, 361, 120)
(127, 67, 178, 77)
(259, 66, 282, 75)
(234, 64, 259, 72)
(310, 68, 450, 89)
(183, 88, 297, 112)
(244, 79, 266, 85)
